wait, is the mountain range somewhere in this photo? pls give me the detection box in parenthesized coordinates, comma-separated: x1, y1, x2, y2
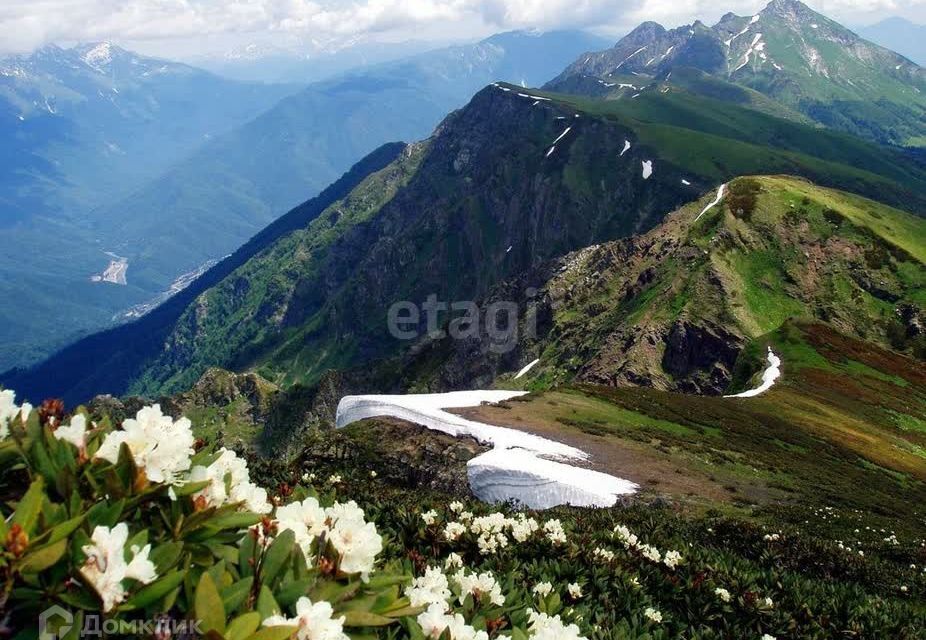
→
(3, 1, 925, 426)
(859, 17, 926, 67)
(0, 30, 608, 371)
(547, 0, 926, 148)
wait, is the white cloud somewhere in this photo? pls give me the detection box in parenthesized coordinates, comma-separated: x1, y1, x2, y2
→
(0, 0, 924, 55)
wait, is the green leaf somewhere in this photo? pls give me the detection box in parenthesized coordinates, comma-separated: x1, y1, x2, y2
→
(195, 572, 226, 634)
(341, 611, 395, 627)
(19, 538, 66, 573)
(122, 570, 186, 611)
(221, 577, 254, 613)
(149, 541, 184, 573)
(256, 585, 280, 621)
(45, 515, 85, 545)
(12, 477, 45, 535)
(260, 530, 295, 586)
(245, 627, 297, 640)
(226, 612, 261, 640)
(275, 578, 313, 609)
(171, 479, 212, 497)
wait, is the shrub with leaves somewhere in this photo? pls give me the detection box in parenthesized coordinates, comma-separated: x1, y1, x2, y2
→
(0, 392, 588, 640)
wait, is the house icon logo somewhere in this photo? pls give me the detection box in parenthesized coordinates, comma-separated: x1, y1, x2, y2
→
(38, 605, 73, 640)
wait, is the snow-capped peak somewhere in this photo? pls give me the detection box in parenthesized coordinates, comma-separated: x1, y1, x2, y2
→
(81, 42, 114, 69)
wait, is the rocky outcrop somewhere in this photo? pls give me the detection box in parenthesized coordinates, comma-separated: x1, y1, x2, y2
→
(661, 321, 744, 394)
(296, 418, 486, 497)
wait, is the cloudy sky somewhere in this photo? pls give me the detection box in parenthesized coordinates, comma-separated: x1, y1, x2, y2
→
(1, 0, 924, 59)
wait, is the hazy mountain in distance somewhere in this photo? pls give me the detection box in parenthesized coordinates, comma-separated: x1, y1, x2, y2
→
(0, 30, 608, 372)
(859, 17, 926, 66)
(191, 39, 448, 84)
(0, 42, 296, 370)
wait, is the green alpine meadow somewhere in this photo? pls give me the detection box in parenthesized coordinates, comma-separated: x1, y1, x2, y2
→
(1, 0, 925, 638)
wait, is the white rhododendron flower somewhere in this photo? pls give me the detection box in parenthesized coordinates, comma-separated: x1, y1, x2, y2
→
(95, 404, 194, 484)
(421, 510, 438, 526)
(663, 549, 683, 569)
(568, 582, 583, 599)
(614, 524, 639, 548)
(325, 501, 383, 577)
(449, 501, 464, 513)
(406, 566, 452, 608)
(328, 474, 342, 485)
(533, 581, 553, 597)
(527, 609, 588, 640)
(417, 602, 489, 640)
(53, 414, 89, 450)
(511, 515, 539, 542)
(263, 596, 348, 640)
(445, 552, 464, 570)
(0, 390, 31, 439)
(189, 448, 271, 514)
(453, 568, 505, 606)
(640, 544, 661, 563)
(644, 607, 663, 623)
(593, 547, 615, 561)
(543, 519, 567, 545)
(80, 523, 157, 612)
(715, 587, 732, 602)
(276, 497, 329, 559)
(761, 635, 777, 640)
(444, 521, 466, 541)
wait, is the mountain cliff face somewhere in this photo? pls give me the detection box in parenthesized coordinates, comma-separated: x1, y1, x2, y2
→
(547, 0, 926, 147)
(400, 176, 925, 396)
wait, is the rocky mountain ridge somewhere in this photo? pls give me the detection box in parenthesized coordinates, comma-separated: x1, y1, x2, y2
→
(547, 0, 926, 147)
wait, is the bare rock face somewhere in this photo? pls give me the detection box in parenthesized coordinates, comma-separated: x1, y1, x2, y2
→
(295, 418, 487, 497)
(661, 321, 744, 395)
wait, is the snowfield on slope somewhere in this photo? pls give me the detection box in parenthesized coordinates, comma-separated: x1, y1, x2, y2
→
(724, 347, 782, 398)
(336, 391, 638, 509)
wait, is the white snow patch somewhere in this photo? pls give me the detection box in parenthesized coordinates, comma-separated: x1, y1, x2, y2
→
(641, 160, 653, 179)
(620, 140, 631, 156)
(896, 64, 902, 70)
(506, 245, 513, 253)
(694, 183, 727, 221)
(514, 359, 540, 379)
(750, 14, 760, 24)
(681, 179, 691, 185)
(811, 23, 819, 29)
(616, 46, 647, 69)
(82, 42, 113, 69)
(336, 392, 638, 508)
(632, 93, 641, 98)
(724, 348, 781, 398)
(734, 34, 764, 73)
(550, 126, 572, 146)
(545, 146, 557, 158)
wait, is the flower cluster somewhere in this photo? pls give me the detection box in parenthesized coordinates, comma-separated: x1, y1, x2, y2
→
(0, 389, 31, 439)
(276, 498, 383, 578)
(613, 523, 683, 569)
(189, 447, 271, 513)
(430, 507, 568, 555)
(96, 404, 195, 484)
(79, 523, 157, 612)
(264, 596, 349, 640)
(408, 563, 588, 640)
